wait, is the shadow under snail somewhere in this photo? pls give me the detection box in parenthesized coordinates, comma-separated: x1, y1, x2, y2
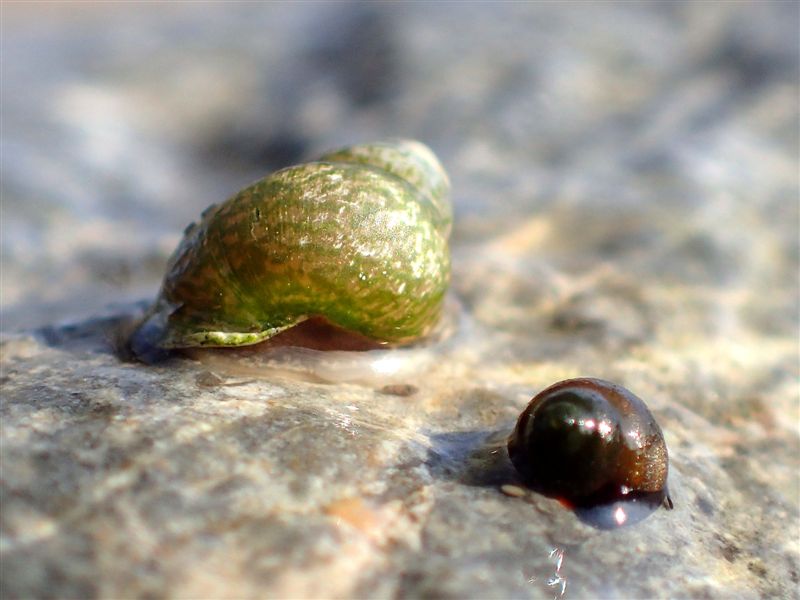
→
(507, 378, 673, 529)
(129, 139, 453, 371)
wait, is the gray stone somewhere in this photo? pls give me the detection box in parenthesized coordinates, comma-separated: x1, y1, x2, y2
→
(2, 2, 798, 598)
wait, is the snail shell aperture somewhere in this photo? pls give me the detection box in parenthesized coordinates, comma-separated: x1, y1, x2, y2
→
(507, 378, 672, 528)
(130, 140, 451, 358)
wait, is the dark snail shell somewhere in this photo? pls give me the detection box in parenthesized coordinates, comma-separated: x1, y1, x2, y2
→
(507, 378, 672, 528)
(129, 140, 451, 357)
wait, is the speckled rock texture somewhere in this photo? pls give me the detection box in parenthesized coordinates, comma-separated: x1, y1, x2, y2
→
(2, 3, 798, 599)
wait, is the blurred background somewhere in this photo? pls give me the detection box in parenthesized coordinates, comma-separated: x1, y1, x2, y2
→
(2, 4, 799, 598)
(3, 1, 797, 332)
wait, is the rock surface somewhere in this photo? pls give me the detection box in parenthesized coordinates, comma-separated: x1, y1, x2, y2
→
(2, 3, 798, 598)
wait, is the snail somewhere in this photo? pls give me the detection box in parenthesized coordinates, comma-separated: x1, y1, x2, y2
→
(129, 139, 452, 367)
(507, 378, 672, 528)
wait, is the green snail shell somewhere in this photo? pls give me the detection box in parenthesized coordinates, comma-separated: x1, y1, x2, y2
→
(132, 139, 452, 351)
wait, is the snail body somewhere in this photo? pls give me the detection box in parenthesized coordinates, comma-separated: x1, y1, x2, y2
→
(130, 140, 451, 356)
(181, 295, 468, 385)
(508, 378, 671, 528)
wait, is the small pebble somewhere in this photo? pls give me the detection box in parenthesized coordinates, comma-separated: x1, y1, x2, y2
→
(378, 383, 419, 397)
(196, 371, 225, 387)
(501, 484, 527, 498)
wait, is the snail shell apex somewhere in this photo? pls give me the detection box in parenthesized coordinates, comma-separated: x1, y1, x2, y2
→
(318, 139, 451, 235)
(132, 140, 452, 351)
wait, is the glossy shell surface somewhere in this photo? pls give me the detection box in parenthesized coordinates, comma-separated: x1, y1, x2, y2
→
(132, 140, 451, 351)
(507, 377, 671, 528)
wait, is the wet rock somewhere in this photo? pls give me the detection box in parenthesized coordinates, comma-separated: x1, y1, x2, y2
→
(2, 2, 798, 598)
